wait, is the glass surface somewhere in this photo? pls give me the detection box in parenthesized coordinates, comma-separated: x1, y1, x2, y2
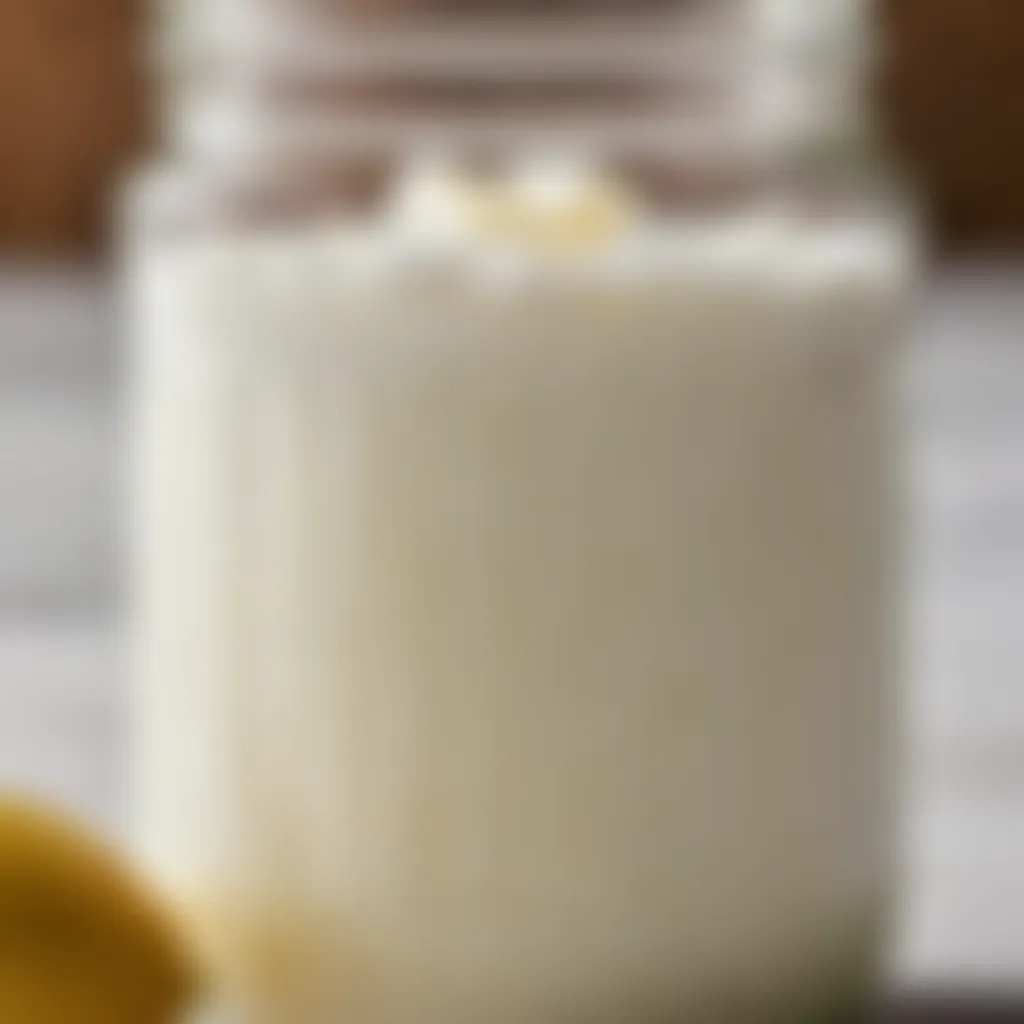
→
(132, 4, 908, 1022)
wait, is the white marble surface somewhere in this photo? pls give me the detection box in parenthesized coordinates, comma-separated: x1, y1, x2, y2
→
(0, 263, 1022, 992)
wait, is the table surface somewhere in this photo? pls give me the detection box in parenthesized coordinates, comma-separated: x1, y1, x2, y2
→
(0, 263, 1023, 999)
(879, 1002, 1024, 1022)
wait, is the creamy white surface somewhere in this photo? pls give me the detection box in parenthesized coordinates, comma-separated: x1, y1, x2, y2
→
(133, 215, 908, 1022)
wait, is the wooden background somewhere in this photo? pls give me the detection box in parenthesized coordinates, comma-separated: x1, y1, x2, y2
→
(882, 0, 1024, 249)
(0, 0, 1023, 252)
(0, 0, 144, 252)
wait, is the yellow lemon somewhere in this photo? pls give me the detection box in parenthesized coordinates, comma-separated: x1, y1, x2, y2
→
(0, 795, 199, 1024)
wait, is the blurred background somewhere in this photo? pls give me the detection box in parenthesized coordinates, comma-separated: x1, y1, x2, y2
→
(0, 0, 1022, 1005)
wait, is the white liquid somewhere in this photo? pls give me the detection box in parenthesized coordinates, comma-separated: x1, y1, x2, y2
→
(133, 218, 908, 1023)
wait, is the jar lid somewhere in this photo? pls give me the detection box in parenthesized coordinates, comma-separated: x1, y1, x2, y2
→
(143, 0, 882, 229)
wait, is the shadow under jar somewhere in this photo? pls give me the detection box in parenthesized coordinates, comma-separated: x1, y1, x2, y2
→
(129, 1, 914, 1021)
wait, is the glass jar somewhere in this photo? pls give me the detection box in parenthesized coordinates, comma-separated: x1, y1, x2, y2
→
(130, 3, 912, 1022)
